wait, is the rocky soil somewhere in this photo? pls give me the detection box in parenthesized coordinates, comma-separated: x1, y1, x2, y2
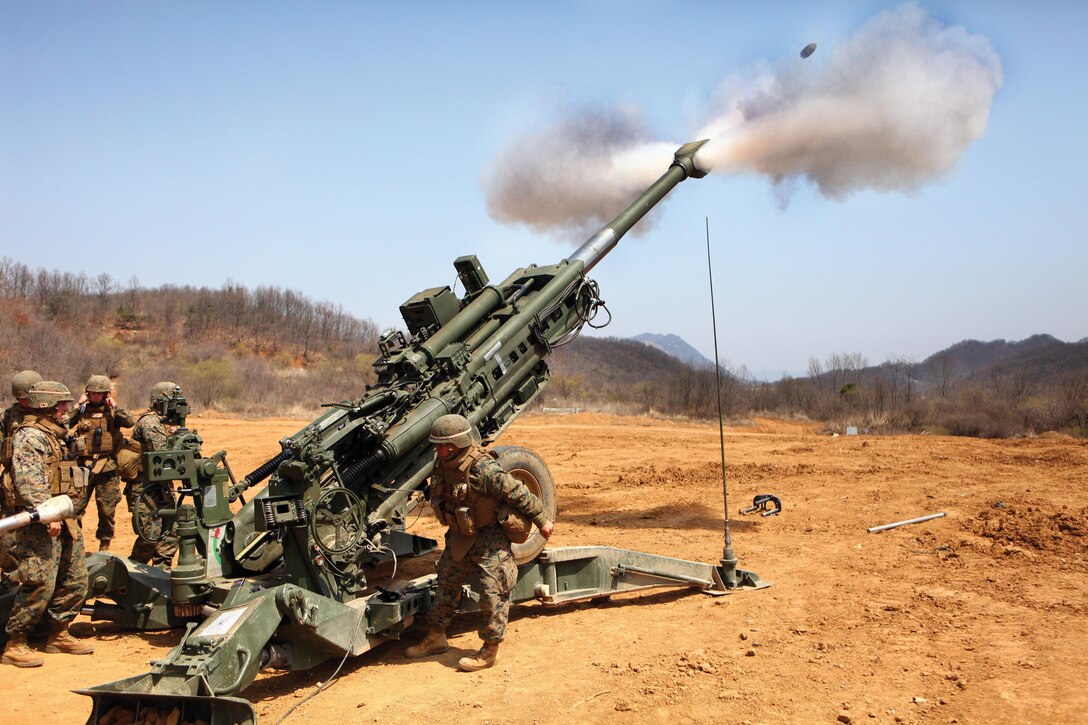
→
(3, 413, 1086, 724)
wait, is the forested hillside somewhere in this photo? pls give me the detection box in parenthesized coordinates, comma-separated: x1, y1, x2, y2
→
(914, 335, 1088, 391)
(0, 257, 379, 415)
(776, 339, 1088, 437)
(2, 257, 1085, 437)
(543, 337, 746, 419)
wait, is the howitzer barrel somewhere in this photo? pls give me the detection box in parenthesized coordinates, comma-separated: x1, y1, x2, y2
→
(567, 139, 708, 273)
(421, 140, 707, 362)
(0, 495, 74, 532)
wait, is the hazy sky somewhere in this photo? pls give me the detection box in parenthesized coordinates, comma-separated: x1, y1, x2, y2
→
(2, 1, 1085, 379)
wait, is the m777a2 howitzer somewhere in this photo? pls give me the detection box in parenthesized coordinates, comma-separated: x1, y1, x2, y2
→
(74, 140, 764, 725)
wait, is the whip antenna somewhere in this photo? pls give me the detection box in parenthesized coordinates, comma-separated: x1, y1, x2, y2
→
(706, 217, 739, 585)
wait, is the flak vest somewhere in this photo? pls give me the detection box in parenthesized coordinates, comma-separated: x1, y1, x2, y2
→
(11, 416, 87, 536)
(71, 405, 121, 473)
(431, 445, 503, 561)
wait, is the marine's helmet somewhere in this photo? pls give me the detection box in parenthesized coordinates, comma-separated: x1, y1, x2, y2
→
(85, 375, 112, 394)
(24, 381, 74, 410)
(428, 414, 475, 449)
(150, 381, 178, 410)
(11, 370, 43, 400)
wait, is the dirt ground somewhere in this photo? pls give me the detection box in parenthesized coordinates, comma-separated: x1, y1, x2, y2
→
(3, 412, 1087, 724)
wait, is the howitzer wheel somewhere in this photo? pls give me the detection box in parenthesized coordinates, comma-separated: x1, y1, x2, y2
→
(132, 483, 172, 544)
(491, 446, 558, 565)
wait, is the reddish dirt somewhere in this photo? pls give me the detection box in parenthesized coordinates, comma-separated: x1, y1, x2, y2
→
(3, 413, 1087, 724)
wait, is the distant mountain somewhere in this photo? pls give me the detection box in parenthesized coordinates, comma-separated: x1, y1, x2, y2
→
(559, 334, 1087, 401)
(917, 335, 1061, 377)
(549, 336, 696, 393)
(629, 333, 714, 369)
(543, 335, 739, 418)
(914, 334, 1088, 387)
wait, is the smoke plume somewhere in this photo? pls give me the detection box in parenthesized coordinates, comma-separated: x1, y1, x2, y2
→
(483, 106, 677, 235)
(485, 3, 1003, 234)
(695, 4, 1004, 198)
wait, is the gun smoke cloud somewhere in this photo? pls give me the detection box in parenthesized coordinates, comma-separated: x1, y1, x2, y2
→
(483, 107, 678, 235)
(485, 4, 1003, 235)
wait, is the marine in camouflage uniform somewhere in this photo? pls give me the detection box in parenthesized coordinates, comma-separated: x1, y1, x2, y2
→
(126, 382, 179, 567)
(67, 375, 136, 552)
(405, 414, 554, 672)
(0, 370, 44, 645)
(2, 372, 45, 556)
(2, 381, 94, 668)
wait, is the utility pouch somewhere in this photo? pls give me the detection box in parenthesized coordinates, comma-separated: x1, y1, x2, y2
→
(1, 470, 17, 511)
(116, 438, 142, 482)
(498, 504, 533, 544)
(455, 506, 476, 536)
(51, 462, 89, 496)
(1, 432, 14, 468)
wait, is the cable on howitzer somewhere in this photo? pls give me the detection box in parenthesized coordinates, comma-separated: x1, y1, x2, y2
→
(274, 611, 367, 725)
(542, 277, 611, 348)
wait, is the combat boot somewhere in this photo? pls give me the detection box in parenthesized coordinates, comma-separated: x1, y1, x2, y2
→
(98, 539, 111, 552)
(2, 635, 44, 668)
(27, 619, 52, 645)
(457, 641, 499, 672)
(405, 629, 448, 658)
(44, 626, 94, 655)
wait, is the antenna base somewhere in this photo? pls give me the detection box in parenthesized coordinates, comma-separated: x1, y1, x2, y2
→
(716, 545, 766, 590)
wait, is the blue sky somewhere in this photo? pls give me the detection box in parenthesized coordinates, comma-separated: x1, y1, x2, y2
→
(2, 1, 1085, 379)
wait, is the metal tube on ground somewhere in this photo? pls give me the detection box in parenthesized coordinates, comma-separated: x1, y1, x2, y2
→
(867, 512, 946, 533)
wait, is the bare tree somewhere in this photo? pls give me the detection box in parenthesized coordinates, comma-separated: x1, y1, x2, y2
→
(988, 365, 1006, 400)
(1056, 372, 1088, 434)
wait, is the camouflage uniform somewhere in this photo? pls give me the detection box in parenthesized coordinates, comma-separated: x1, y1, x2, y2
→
(1, 403, 33, 571)
(127, 412, 177, 567)
(0, 403, 33, 643)
(426, 446, 546, 644)
(1, 403, 36, 512)
(1, 403, 32, 476)
(67, 402, 136, 549)
(4, 416, 88, 638)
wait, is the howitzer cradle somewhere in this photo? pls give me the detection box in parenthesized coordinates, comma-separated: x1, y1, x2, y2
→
(59, 141, 765, 724)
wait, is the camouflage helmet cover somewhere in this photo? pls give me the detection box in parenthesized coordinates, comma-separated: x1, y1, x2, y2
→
(150, 381, 178, 406)
(25, 381, 74, 410)
(429, 413, 475, 448)
(12, 370, 43, 399)
(86, 375, 112, 393)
